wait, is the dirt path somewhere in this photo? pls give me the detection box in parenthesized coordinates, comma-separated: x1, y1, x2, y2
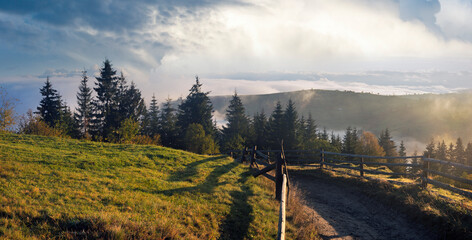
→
(291, 173, 437, 240)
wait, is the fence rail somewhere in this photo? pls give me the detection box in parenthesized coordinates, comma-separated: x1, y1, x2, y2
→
(227, 147, 472, 199)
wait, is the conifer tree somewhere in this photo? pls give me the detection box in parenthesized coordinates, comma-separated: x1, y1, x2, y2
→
(283, 99, 299, 150)
(92, 59, 119, 140)
(146, 93, 160, 137)
(37, 77, 62, 127)
(222, 92, 250, 151)
(378, 128, 397, 157)
(454, 138, 466, 164)
(176, 77, 215, 149)
(465, 143, 472, 166)
(305, 113, 317, 141)
(447, 143, 454, 162)
(330, 132, 342, 152)
(253, 111, 268, 149)
(159, 98, 178, 148)
(342, 126, 358, 154)
(399, 141, 406, 157)
(434, 140, 448, 172)
(267, 101, 284, 149)
(320, 127, 329, 141)
(75, 70, 93, 138)
(122, 81, 146, 121)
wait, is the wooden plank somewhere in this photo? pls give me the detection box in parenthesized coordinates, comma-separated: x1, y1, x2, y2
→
(323, 151, 422, 160)
(262, 172, 276, 182)
(324, 157, 421, 167)
(362, 169, 415, 177)
(426, 178, 472, 199)
(286, 159, 320, 164)
(324, 162, 415, 177)
(277, 174, 287, 240)
(423, 158, 472, 171)
(255, 150, 269, 160)
(254, 158, 270, 167)
(253, 164, 276, 177)
(427, 169, 472, 186)
(323, 162, 361, 171)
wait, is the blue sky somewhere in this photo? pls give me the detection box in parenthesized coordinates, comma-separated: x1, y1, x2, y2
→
(1, 0, 472, 115)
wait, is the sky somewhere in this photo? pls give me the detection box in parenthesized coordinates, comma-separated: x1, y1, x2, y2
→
(1, 0, 472, 115)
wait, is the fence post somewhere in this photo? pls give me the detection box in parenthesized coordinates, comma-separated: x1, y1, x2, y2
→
(422, 155, 429, 188)
(319, 149, 324, 170)
(277, 174, 287, 240)
(276, 152, 283, 201)
(360, 157, 364, 177)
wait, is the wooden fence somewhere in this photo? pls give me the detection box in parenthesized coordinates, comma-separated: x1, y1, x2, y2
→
(228, 147, 472, 199)
(228, 147, 472, 238)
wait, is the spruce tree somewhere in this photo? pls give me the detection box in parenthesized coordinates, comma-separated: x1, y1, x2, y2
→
(283, 99, 299, 150)
(75, 70, 93, 138)
(342, 126, 358, 155)
(267, 101, 284, 149)
(176, 77, 215, 149)
(159, 98, 178, 148)
(399, 141, 406, 157)
(92, 59, 119, 140)
(466, 143, 472, 166)
(222, 92, 250, 151)
(146, 93, 160, 137)
(37, 77, 62, 127)
(305, 113, 317, 141)
(122, 81, 146, 121)
(454, 138, 466, 164)
(378, 128, 397, 156)
(253, 111, 268, 149)
(320, 127, 329, 141)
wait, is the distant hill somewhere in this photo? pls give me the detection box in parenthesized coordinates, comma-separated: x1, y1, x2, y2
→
(211, 89, 472, 146)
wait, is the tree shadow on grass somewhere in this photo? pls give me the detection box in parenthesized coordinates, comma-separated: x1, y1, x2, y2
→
(167, 156, 228, 182)
(157, 160, 239, 196)
(218, 171, 254, 240)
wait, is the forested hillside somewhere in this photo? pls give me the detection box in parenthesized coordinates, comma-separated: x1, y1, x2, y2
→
(212, 89, 472, 144)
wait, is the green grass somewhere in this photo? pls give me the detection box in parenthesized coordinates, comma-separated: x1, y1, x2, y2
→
(0, 132, 287, 239)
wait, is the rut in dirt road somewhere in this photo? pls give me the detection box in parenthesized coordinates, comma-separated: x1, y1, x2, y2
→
(292, 173, 437, 240)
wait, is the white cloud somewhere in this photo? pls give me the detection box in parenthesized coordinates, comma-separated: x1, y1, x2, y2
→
(436, 0, 472, 41)
(146, 0, 472, 99)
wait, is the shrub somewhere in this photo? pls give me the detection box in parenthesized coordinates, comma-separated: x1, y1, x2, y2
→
(185, 123, 219, 154)
(18, 110, 63, 137)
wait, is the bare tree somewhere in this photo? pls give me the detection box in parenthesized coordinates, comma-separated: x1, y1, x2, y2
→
(0, 86, 17, 132)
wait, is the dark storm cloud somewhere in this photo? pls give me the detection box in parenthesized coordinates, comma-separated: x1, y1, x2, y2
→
(0, 0, 245, 32)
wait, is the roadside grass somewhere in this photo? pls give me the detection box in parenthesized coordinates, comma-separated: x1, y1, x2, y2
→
(0, 132, 289, 239)
(289, 167, 472, 239)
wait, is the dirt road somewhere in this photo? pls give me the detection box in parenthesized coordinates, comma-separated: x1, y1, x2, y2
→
(291, 173, 437, 240)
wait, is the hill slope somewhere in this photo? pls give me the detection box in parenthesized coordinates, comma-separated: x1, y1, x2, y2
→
(0, 133, 283, 239)
(211, 89, 472, 144)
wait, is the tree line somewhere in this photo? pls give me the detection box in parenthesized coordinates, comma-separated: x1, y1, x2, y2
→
(5, 58, 472, 172)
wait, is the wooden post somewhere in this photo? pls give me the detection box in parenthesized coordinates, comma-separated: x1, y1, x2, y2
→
(319, 149, 324, 170)
(241, 147, 247, 163)
(276, 153, 283, 201)
(422, 156, 429, 188)
(360, 157, 364, 177)
(277, 174, 287, 240)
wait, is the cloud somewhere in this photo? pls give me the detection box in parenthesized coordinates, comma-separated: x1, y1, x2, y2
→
(436, 0, 472, 41)
(2, 0, 472, 109)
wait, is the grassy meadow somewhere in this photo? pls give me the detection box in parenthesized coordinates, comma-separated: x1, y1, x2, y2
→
(0, 132, 299, 239)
